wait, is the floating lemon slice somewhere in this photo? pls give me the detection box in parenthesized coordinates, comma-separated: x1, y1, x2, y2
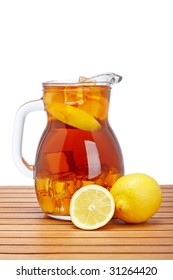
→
(70, 184, 115, 230)
(46, 103, 101, 131)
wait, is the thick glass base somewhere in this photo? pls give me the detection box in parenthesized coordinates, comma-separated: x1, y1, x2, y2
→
(47, 214, 71, 220)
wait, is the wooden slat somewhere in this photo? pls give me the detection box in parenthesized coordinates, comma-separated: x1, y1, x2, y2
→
(0, 193, 36, 198)
(0, 185, 172, 260)
(0, 230, 172, 238)
(0, 188, 34, 191)
(0, 253, 172, 260)
(0, 208, 42, 213)
(0, 202, 39, 207)
(0, 244, 172, 254)
(0, 223, 173, 231)
(0, 197, 38, 202)
(0, 237, 173, 246)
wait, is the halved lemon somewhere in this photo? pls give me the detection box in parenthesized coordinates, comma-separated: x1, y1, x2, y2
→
(70, 184, 115, 230)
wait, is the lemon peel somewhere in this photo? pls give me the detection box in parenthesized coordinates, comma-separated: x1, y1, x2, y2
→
(110, 173, 162, 223)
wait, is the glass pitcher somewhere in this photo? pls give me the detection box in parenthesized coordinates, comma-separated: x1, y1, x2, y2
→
(13, 73, 124, 220)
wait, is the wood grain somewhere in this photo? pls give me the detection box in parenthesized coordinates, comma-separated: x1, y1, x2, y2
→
(0, 185, 172, 260)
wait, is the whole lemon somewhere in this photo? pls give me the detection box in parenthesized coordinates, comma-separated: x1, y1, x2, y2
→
(110, 173, 162, 223)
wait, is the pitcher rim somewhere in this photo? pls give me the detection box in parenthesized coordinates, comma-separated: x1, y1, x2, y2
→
(43, 73, 122, 87)
(43, 81, 114, 87)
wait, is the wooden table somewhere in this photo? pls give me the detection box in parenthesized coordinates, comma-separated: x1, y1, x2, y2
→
(0, 185, 172, 260)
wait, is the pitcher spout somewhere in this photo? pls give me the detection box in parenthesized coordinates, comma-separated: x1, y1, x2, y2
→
(79, 73, 122, 86)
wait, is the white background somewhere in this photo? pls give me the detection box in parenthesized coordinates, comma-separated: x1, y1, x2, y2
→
(0, 0, 173, 185)
(0, 260, 173, 280)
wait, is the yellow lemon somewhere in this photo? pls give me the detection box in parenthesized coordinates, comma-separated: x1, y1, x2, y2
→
(46, 103, 101, 131)
(70, 184, 115, 230)
(110, 173, 162, 223)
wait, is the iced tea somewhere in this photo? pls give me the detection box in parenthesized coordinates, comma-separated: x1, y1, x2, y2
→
(35, 84, 124, 219)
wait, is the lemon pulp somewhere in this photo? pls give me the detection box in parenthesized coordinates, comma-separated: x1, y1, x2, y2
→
(70, 184, 115, 230)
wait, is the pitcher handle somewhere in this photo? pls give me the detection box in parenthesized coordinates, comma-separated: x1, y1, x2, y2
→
(12, 99, 45, 178)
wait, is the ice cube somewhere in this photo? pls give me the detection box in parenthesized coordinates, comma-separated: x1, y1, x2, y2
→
(36, 177, 52, 196)
(44, 152, 70, 175)
(44, 90, 64, 105)
(54, 198, 71, 215)
(104, 169, 120, 187)
(64, 87, 85, 105)
(53, 181, 66, 198)
(82, 180, 95, 186)
(39, 196, 55, 213)
(78, 76, 96, 84)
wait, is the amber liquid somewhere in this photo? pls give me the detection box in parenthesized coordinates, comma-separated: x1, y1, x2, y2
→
(35, 85, 124, 219)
